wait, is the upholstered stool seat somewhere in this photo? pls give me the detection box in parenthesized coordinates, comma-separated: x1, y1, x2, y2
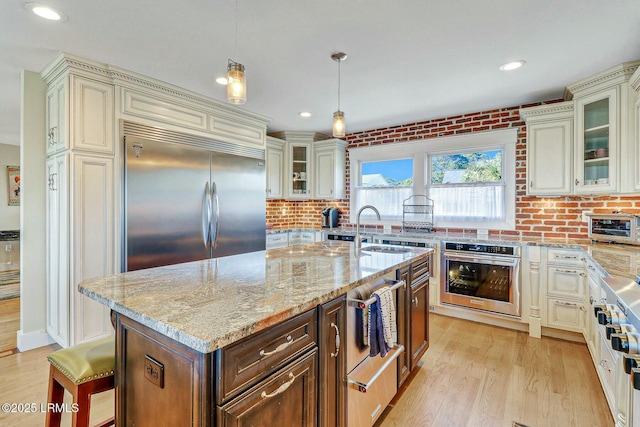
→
(45, 335, 115, 427)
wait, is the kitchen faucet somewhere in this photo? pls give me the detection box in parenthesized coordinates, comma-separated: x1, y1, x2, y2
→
(355, 205, 381, 249)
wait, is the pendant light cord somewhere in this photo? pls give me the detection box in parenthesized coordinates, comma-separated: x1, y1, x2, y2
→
(234, 0, 238, 60)
(337, 59, 341, 111)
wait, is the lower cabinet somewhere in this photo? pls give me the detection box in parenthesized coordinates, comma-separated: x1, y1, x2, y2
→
(318, 297, 346, 427)
(115, 314, 212, 426)
(397, 255, 431, 387)
(409, 277, 429, 370)
(218, 349, 317, 427)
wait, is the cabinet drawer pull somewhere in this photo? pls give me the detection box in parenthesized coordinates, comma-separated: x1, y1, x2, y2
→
(555, 300, 579, 307)
(330, 322, 340, 358)
(413, 297, 419, 307)
(48, 127, 57, 145)
(260, 372, 296, 399)
(259, 335, 293, 358)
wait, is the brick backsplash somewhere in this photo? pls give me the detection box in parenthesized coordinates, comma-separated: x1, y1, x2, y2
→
(266, 100, 640, 240)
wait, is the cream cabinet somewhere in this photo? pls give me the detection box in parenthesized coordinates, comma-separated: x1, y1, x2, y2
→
(520, 102, 574, 196)
(631, 66, 640, 192)
(574, 88, 618, 193)
(268, 131, 346, 200)
(46, 75, 114, 156)
(289, 142, 313, 199)
(46, 79, 67, 156)
(542, 248, 587, 333)
(46, 154, 69, 347)
(313, 139, 347, 199)
(266, 136, 285, 199)
(565, 61, 640, 195)
(43, 63, 116, 347)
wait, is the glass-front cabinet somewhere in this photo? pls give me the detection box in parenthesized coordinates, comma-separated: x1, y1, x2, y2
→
(574, 88, 618, 194)
(289, 142, 311, 198)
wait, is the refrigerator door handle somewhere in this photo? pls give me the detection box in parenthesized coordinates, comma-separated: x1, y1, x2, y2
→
(211, 181, 220, 249)
(202, 182, 212, 248)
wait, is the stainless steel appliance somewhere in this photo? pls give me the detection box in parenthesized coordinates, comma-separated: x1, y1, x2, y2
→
(441, 241, 521, 317)
(321, 207, 339, 228)
(325, 231, 371, 243)
(587, 213, 640, 245)
(122, 122, 266, 271)
(346, 277, 405, 427)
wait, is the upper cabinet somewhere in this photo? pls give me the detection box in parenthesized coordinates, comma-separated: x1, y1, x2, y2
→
(314, 139, 347, 199)
(266, 136, 285, 199)
(520, 102, 574, 196)
(575, 91, 616, 193)
(268, 131, 346, 200)
(522, 60, 640, 196)
(630, 66, 640, 191)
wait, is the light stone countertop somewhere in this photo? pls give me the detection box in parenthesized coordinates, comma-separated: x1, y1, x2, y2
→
(79, 241, 432, 353)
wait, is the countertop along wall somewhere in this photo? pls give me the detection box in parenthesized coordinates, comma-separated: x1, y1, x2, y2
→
(266, 99, 640, 239)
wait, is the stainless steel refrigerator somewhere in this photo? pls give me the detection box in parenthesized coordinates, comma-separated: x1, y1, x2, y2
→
(122, 122, 266, 272)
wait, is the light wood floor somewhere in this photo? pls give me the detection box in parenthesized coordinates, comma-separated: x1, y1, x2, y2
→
(0, 343, 113, 426)
(0, 298, 20, 352)
(0, 314, 612, 427)
(378, 314, 613, 427)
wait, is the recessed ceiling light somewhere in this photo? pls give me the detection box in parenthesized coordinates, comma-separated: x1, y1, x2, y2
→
(25, 3, 66, 21)
(499, 60, 526, 71)
(299, 111, 312, 118)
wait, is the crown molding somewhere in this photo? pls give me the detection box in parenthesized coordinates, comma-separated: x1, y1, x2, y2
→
(519, 101, 574, 121)
(40, 52, 271, 126)
(564, 61, 640, 99)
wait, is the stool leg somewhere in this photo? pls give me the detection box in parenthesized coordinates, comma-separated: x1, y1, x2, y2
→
(71, 383, 91, 427)
(45, 365, 65, 427)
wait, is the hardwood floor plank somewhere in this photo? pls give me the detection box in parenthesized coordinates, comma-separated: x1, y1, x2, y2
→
(378, 314, 613, 427)
(0, 344, 114, 426)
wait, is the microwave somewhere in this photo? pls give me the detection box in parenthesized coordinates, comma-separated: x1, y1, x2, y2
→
(587, 213, 640, 245)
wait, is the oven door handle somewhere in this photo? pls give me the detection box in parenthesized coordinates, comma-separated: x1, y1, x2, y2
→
(444, 253, 519, 267)
(347, 344, 404, 393)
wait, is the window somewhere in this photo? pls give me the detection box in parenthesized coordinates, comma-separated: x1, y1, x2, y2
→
(429, 150, 505, 222)
(354, 159, 413, 220)
(349, 128, 516, 230)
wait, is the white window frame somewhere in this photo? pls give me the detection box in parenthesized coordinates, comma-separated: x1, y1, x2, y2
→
(349, 128, 517, 230)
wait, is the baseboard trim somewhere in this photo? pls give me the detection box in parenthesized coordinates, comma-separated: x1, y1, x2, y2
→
(16, 329, 56, 351)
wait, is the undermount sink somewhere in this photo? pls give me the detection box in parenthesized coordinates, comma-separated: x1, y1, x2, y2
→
(360, 245, 412, 254)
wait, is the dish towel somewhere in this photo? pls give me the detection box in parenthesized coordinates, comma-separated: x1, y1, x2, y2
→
(368, 286, 397, 357)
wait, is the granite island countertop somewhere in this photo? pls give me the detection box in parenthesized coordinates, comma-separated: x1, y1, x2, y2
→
(79, 240, 432, 353)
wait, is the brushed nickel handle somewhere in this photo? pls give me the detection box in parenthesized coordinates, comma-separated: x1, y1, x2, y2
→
(330, 322, 340, 358)
(590, 296, 595, 305)
(600, 360, 611, 372)
(261, 372, 296, 399)
(259, 335, 293, 358)
(413, 296, 419, 307)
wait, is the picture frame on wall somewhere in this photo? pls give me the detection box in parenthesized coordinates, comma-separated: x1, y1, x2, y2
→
(7, 166, 19, 206)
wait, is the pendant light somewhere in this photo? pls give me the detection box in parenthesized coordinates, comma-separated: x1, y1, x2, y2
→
(331, 52, 347, 138)
(227, 0, 246, 104)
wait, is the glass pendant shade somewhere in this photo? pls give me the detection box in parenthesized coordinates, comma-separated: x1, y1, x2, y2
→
(227, 61, 246, 104)
(333, 110, 345, 138)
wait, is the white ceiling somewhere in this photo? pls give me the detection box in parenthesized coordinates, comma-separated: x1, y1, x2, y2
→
(2, 0, 640, 146)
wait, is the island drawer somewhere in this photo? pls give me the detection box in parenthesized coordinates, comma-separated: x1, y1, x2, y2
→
(215, 308, 317, 404)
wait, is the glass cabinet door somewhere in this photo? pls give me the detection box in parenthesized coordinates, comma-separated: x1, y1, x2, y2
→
(575, 88, 617, 193)
(290, 143, 311, 197)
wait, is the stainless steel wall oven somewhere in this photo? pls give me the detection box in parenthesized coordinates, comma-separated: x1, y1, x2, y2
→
(441, 241, 521, 317)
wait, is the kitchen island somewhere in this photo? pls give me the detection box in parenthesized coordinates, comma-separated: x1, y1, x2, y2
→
(79, 240, 432, 426)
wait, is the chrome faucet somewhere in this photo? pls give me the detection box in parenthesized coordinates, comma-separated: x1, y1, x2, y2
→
(355, 205, 381, 249)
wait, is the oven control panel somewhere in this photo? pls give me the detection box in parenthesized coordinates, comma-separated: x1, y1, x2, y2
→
(444, 242, 519, 256)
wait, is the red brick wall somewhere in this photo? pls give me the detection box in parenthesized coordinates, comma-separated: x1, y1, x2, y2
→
(266, 100, 640, 241)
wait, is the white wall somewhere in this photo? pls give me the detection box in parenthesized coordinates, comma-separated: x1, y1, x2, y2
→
(0, 143, 20, 230)
(18, 70, 52, 351)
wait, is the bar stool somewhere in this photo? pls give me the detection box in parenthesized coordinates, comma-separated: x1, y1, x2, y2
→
(45, 335, 115, 427)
